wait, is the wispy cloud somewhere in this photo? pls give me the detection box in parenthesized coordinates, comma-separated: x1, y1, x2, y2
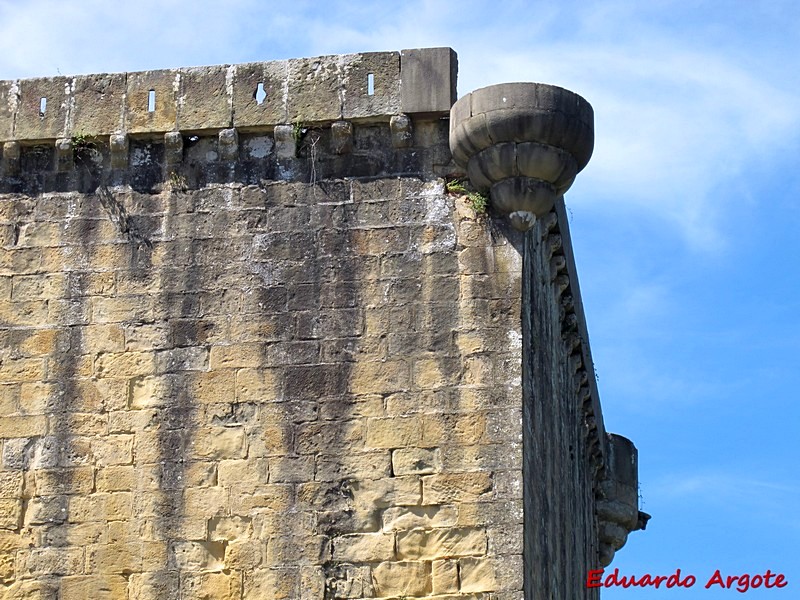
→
(651, 471, 800, 514)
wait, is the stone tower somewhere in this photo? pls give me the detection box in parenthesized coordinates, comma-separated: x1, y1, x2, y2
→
(0, 48, 646, 599)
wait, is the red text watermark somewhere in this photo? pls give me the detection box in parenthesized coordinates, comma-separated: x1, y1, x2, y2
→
(587, 568, 788, 592)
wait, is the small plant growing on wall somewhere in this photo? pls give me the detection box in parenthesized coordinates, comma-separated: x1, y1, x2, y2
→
(167, 170, 188, 193)
(291, 120, 307, 158)
(70, 131, 92, 149)
(445, 177, 490, 217)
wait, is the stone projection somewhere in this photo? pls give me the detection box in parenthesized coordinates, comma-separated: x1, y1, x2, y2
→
(0, 48, 646, 599)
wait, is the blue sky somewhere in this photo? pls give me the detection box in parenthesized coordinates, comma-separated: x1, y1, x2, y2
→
(1, 0, 798, 596)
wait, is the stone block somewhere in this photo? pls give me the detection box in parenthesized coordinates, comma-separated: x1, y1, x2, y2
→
(1, 141, 19, 176)
(273, 124, 296, 158)
(314, 451, 392, 482)
(227, 539, 263, 569)
(0, 499, 21, 529)
(101, 492, 133, 521)
(218, 128, 239, 161)
(154, 346, 209, 373)
(109, 133, 128, 169)
(294, 419, 363, 455)
(0, 80, 15, 141)
(15, 76, 70, 139)
(60, 575, 128, 600)
(350, 360, 409, 394)
(17, 328, 63, 356)
(55, 138, 72, 172)
(330, 120, 353, 154)
(300, 566, 326, 600)
(325, 564, 373, 599)
(178, 65, 232, 131)
(129, 571, 180, 600)
(209, 343, 264, 369)
(171, 540, 226, 571)
(94, 351, 154, 378)
(181, 571, 242, 599)
(125, 69, 179, 134)
(231, 483, 293, 513)
(71, 73, 126, 136)
(93, 295, 155, 324)
(382, 505, 458, 531)
(372, 560, 431, 597)
(189, 369, 237, 404)
(164, 130, 183, 165)
(91, 435, 134, 466)
(400, 47, 457, 114)
(422, 472, 492, 504)
(192, 426, 246, 460)
(218, 458, 267, 488)
(412, 357, 458, 389)
(22, 495, 66, 526)
(433, 559, 460, 594)
(19, 547, 84, 577)
(96, 466, 135, 492)
(396, 527, 486, 560)
(266, 534, 329, 564)
(243, 568, 297, 600)
(0, 300, 49, 327)
(208, 515, 252, 541)
(0, 472, 22, 498)
(390, 113, 413, 148)
(18, 382, 59, 414)
(268, 456, 316, 483)
(42, 522, 106, 547)
(342, 51, 401, 120)
(286, 55, 343, 123)
(0, 415, 47, 438)
(457, 501, 524, 527)
(366, 416, 421, 448)
(333, 532, 395, 562)
(459, 556, 498, 592)
(422, 413, 487, 446)
(128, 374, 172, 409)
(232, 61, 289, 128)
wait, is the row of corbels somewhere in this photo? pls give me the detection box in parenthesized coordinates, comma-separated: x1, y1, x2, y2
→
(0, 115, 415, 176)
(540, 210, 606, 483)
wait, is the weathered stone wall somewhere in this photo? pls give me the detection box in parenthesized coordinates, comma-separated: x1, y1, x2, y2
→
(521, 203, 600, 600)
(0, 48, 643, 599)
(0, 171, 523, 599)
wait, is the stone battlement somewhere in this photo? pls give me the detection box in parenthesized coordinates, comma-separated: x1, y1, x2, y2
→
(0, 48, 456, 143)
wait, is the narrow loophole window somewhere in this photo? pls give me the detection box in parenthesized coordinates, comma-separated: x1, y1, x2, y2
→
(39, 97, 47, 116)
(367, 73, 374, 96)
(148, 89, 156, 112)
(255, 82, 266, 105)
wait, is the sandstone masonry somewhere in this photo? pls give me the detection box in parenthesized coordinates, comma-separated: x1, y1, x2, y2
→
(0, 48, 646, 599)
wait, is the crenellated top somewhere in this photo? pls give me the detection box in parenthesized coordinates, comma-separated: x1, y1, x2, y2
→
(0, 47, 457, 142)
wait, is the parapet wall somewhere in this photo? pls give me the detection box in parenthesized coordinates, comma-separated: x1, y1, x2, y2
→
(0, 48, 456, 142)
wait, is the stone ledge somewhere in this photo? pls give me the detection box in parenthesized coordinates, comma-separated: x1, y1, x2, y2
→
(0, 48, 457, 143)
